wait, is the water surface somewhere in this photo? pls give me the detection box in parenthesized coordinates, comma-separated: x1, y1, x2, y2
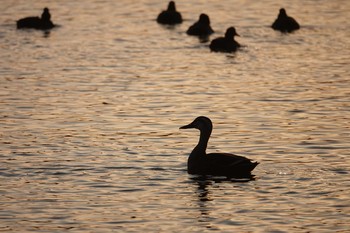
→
(1, 0, 349, 232)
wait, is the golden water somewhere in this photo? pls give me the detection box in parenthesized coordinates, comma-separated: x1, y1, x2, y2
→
(1, 0, 349, 232)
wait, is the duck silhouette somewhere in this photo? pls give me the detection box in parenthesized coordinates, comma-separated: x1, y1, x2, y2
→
(271, 8, 300, 33)
(180, 116, 259, 177)
(186, 13, 214, 36)
(157, 1, 182, 25)
(209, 27, 240, 53)
(17, 7, 55, 30)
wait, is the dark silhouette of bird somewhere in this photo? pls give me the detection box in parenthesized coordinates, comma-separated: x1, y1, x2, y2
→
(17, 7, 55, 30)
(157, 1, 182, 25)
(180, 116, 259, 178)
(186, 13, 214, 37)
(272, 8, 300, 33)
(209, 27, 240, 53)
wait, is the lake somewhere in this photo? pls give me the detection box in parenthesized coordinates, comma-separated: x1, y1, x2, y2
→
(1, 0, 349, 232)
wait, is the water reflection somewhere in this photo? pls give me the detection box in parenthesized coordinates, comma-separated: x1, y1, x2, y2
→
(1, 0, 349, 232)
(190, 175, 255, 229)
(198, 35, 210, 43)
(43, 30, 51, 38)
(191, 176, 214, 230)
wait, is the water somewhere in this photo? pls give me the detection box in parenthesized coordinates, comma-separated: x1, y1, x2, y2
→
(1, 0, 349, 232)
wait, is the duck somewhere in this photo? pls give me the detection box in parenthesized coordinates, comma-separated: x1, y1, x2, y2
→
(271, 8, 300, 33)
(17, 7, 55, 30)
(180, 116, 259, 177)
(157, 1, 182, 25)
(186, 13, 214, 37)
(209, 27, 240, 53)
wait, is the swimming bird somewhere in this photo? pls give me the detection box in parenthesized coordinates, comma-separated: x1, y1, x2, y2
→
(186, 13, 214, 37)
(17, 7, 55, 30)
(271, 8, 300, 33)
(209, 27, 240, 53)
(157, 1, 182, 25)
(180, 116, 259, 177)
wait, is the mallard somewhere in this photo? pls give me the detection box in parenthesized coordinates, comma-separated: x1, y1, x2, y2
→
(209, 27, 240, 53)
(180, 116, 258, 177)
(157, 1, 182, 25)
(186, 13, 214, 36)
(272, 8, 300, 33)
(17, 7, 55, 30)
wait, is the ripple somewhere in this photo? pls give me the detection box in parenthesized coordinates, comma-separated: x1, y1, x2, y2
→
(0, 0, 350, 232)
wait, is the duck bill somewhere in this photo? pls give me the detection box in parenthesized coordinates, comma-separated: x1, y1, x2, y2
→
(180, 123, 194, 129)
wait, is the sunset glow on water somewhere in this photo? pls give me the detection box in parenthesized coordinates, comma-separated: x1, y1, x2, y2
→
(1, 0, 349, 232)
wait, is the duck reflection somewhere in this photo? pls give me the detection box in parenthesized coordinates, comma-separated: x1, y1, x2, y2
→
(194, 176, 213, 202)
(43, 30, 51, 38)
(190, 176, 214, 229)
(191, 175, 255, 199)
(189, 175, 255, 229)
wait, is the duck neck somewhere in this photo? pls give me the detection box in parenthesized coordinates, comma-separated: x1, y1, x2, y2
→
(193, 128, 211, 154)
(225, 35, 234, 42)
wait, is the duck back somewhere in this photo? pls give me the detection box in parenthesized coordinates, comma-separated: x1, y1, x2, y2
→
(17, 17, 41, 29)
(210, 37, 239, 53)
(211, 153, 258, 176)
(157, 11, 182, 25)
(187, 23, 214, 36)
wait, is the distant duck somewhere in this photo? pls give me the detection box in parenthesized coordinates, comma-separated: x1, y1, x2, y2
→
(17, 7, 55, 30)
(180, 116, 259, 177)
(157, 1, 182, 25)
(272, 8, 300, 33)
(209, 27, 240, 53)
(186, 13, 214, 36)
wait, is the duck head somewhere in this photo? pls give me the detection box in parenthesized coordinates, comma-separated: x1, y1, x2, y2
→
(168, 1, 176, 11)
(278, 8, 287, 18)
(41, 7, 51, 21)
(199, 13, 210, 25)
(225, 27, 240, 39)
(180, 116, 213, 133)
